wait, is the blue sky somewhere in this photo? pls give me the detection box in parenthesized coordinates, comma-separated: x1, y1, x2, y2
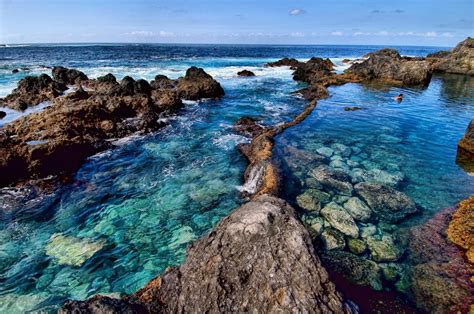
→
(1, 0, 473, 46)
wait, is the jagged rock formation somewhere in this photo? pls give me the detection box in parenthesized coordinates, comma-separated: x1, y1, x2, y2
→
(347, 49, 432, 86)
(61, 195, 352, 313)
(0, 67, 224, 187)
(428, 37, 474, 75)
(266, 57, 302, 69)
(447, 196, 474, 264)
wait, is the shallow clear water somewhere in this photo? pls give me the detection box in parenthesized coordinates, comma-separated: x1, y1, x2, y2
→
(0, 44, 462, 312)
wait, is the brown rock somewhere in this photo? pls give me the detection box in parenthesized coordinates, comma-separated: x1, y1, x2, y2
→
(430, 37, 474, 75)
(61, 195, 350, 313)
(233, 116, 265, 138)
(52, 66, 88, 85)
(266, 58, 302, 68)
(237, 69, 256, 77)
(447, 196, 474, 264)
(176, 67, 225, 100)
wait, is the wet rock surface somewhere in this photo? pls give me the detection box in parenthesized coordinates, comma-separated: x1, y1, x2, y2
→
(61, 195, 350, 313)
(266, 57, 302, 68)
(0, 66, 223, 187)
(429, 37, 474, 75)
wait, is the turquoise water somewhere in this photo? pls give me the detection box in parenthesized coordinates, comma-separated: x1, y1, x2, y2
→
(0, 44, 464, 312)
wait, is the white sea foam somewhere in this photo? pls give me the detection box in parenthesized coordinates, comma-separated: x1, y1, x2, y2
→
(212, 134, 249, 151)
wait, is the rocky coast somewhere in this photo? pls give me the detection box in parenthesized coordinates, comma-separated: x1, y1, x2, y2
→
(0, 39, 472, 313)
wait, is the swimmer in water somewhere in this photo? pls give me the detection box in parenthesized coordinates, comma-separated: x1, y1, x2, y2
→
(394, 93, 403, 102)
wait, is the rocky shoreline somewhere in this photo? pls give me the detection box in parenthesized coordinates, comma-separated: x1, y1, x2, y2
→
(1, 39, 472, 313)
(0, 66, 224, 188)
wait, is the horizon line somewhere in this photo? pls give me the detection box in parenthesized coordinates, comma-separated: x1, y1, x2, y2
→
(0, 41, 454, 49)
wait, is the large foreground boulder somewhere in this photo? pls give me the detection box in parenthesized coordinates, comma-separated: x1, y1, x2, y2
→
(429, 37, 474, 75)
(176, 66, 225, 100)
(347, 48, 432, 86)
(61, 195, 352, 313)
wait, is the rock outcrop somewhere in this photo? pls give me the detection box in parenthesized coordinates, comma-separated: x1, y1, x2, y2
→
(52, 66, 88, 85)
(0, 67, 223, 187)
(176, 66, 225, 100)
(61, 195, 351, 313)
(266, 57, 301, 68)
(347, 48, 432, 86)
(429, 37, 474, 75)
(237, 69, 256, 77)
(0, 74, 67, 110)
(447, 196, 474, 264)
(407, 203, 474, 313)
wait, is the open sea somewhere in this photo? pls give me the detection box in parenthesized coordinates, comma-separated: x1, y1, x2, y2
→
(0, 44, 473, 312)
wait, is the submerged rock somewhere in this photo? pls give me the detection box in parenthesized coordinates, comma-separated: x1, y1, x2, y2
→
(366, 234, 403, 262)
(45, 233, 105, 267)
(354, 182, 418, 223)
(322, 251, 383, 291)
(343, 197, 372, 222)
(296, 189, 322, 212)
(347, 48, 432, 86)
(321, 202, 359, 238)
(320, 228, 346, 251)
(430, 37, 474, 75)
(311, 165, 354, 195)
(61, 195, 349, 312)
(176, 66, 225, 100)
(347, 238, 367, 255)
(237, 69, 255, 77)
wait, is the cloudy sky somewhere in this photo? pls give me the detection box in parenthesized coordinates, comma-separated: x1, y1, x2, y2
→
(1, 0, 472, 46)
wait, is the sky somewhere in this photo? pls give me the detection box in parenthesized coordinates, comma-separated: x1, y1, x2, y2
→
(1, 0, 473, 46)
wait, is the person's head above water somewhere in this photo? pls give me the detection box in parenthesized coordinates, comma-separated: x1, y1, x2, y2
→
(399, 93, 404, 97)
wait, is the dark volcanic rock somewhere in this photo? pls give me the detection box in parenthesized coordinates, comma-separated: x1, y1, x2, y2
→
(0, 111, 5, 119)
(97, 73, 117, 84)
(293, 57, 334, 83)
(407, 205, 473, 313)
(176, 66, 225, 100)
(237, 69, 256, 77)
(430, 37, 474, 75)
(52, 66, 88, 85)
(347, 48, 432, 86)
(354, 182, 418, 223)
(295, 84, 330, 101)
(266, 58, 302, 68)
(61, 195, 350, 313)
(150, 75, 175, 90)
(0, 74, 67, 110)
(61, 295, 146, 314)
(233, 116, 265, 138)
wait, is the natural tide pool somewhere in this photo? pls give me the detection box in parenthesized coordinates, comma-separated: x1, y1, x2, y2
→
(274, 73, 474, 301)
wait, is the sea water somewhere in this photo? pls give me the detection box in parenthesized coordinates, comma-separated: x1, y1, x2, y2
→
(0, 44, 470, 312)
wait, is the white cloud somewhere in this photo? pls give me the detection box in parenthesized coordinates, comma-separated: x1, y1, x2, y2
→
(125, 31, 154, 37)
(290, 32, 305, 37)
(289, 9, 306, 16)
(331, 31, 343, 36)
(159, 31, 174, 37)
(424, 31, 438, 37)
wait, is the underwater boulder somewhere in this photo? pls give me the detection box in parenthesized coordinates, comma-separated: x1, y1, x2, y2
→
(354, 182, 418, 223)
(311, 165, 354, 196)
(45, 233, 105, 267)
(321, 202, 359, 238)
